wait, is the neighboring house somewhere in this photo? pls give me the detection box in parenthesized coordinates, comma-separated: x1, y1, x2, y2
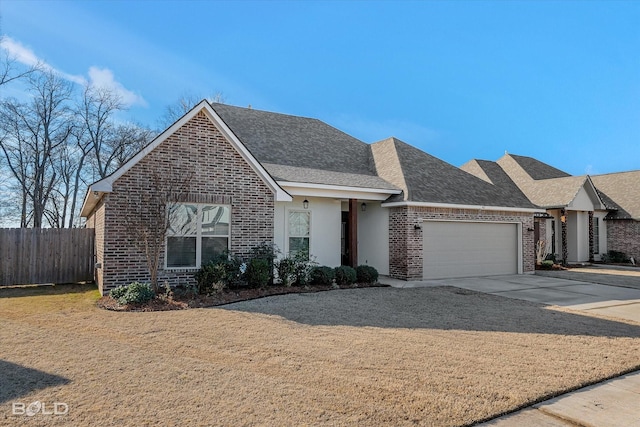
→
(81, 101, 541, 295)
(462, 154, 639, 264)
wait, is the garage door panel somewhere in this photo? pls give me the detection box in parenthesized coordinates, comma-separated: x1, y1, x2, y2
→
(423, 221, 518, 279)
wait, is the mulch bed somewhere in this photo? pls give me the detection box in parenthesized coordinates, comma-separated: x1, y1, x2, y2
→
(96, 283, 389, 312)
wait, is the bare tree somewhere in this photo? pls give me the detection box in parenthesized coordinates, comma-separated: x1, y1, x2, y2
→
(0, 45, 38, 88)
(124, 166, 193, 292)
(158, 92, 224, 130)
(0, 71, 74, 227)
(78, 84, 124, 179)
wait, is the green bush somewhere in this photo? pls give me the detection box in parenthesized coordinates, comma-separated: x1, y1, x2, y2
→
(249, 243, 278, 285)
(246, 258, 271, 288)
(540, 260, 554, 269)
(334, 265, 357, 286)
(194, 253, 244, 294)
(309, 266, 335, 286)
(275, 257, 296, 286)
(356, 265, 378, 284)
(109, 282, 155, 305)
(607, 250, 630, 263)
(275, 250, 315, 286)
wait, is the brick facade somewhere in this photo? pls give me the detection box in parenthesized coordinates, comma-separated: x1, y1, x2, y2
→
(389, 206, 535, 280)
(606, 220, 640, 262)
(87, 111, 275, 295)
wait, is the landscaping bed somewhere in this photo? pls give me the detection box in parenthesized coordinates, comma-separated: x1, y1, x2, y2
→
(96, 282, 388, 312)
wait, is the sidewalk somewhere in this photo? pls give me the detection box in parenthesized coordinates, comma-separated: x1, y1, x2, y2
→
(480, 370, 640, 427)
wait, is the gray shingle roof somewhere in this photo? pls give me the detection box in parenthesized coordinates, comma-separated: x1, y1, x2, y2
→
(373, 138, 538, 208)
(591, 171, 640, 220)
(509, 154, 571, 180)
(210, 103, 377, 176)
(262, 163, 400, 190)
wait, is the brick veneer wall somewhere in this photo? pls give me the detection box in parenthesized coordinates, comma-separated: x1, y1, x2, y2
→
(389, 206, 535, 280)
(607, 220, 640, 262)
(94, 111, 274, 294)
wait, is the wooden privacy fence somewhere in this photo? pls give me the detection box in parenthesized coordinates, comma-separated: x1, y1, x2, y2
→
(0, 228, 95, 286)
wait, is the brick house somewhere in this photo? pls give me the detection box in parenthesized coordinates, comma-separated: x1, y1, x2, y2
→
(81, 101, 541, 295)
(462, 154, 640, 264)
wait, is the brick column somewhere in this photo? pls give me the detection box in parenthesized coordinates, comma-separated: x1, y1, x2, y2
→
(588, 211, 594, 263)
(561, 208, 568, 266)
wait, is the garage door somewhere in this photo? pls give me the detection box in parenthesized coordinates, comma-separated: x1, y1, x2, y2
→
(423, 221, 518, 279)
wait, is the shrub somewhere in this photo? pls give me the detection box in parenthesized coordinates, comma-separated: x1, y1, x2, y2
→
(109, 282, 155, 305)
(356, 265, 379, 284)
(334, 265, 356, 286)
(275, 257, 296, 287)
(275, 250, 315, 286)
(249, 243, 278, 285)
(540, 260, 554, 269)
(607, 250, 630, 263)
(309, 266, 335, 286)
(194, 252, 244, 294)
(246, 258, 271, 288)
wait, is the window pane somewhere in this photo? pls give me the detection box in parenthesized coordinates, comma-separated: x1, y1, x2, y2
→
(167, 237, 196, 267)
(201, 237, 229, 264)
(168, 204, 198, 235)
(201, 205, 230, 236)
(289, 211, 310, 237)
(289, 237, 309, 257)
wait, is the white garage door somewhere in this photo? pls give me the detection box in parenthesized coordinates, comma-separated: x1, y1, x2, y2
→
(423, 221, 518, 279)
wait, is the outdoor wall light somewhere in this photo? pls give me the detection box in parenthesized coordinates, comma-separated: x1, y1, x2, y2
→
(361, 203, 367, 212)
(414, 224, 422, 230)
(303, 199, 309, 209)
(527, 227, 535, 232)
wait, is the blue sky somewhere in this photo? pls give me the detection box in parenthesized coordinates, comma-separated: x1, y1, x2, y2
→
(2, 0, 639, 175)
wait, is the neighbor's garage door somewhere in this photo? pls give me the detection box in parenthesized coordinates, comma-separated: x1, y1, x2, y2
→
(423, 221, 518, 279)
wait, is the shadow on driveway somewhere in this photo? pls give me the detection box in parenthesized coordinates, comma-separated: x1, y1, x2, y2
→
(221, 286, 640, 338)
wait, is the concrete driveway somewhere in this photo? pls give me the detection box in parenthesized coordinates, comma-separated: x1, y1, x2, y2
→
(383, 274, 640, 324)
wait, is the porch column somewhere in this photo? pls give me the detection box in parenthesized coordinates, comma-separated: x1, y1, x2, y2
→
(588, 211, 594, 262)
(561, 208, 568, 266)
(348, 198, 358, 267)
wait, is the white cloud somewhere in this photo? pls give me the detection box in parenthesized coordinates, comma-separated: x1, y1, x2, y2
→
(87, 66, 146, 107)
(0, 36, 145, 107)
(0, 36, 41, 67)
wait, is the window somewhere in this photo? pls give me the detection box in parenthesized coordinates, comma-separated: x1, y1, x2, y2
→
(593, 217, 600, 254)
(288, 211, 310, 257)
(166, 204, 230, 268)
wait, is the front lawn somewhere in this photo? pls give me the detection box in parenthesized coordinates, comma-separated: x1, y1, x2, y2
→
(1, 284, 639, 426)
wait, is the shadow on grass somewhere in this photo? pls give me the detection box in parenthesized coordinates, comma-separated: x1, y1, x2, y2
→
(221, 286, 640, 338)
(0, 283, 97, 299)
(0, 360, 70, 404)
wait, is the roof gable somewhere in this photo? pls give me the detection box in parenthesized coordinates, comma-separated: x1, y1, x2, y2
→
(591, 170, 640, 220)
(374, 138, 537, 209)
(81, 101, 292, 217)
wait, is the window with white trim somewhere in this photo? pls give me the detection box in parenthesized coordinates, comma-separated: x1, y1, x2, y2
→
(166, 203, 230, 268)
(288, 210, 310, 257)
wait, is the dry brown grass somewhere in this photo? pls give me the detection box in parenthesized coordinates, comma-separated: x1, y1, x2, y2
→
(1, 284, 639, 426)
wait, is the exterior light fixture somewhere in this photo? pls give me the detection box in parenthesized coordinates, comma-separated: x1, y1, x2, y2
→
(414, 224, 422, 230)
(303, 199, 309, 209)
(361, 203, 367, 212)
(560, 215, 567, 223)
